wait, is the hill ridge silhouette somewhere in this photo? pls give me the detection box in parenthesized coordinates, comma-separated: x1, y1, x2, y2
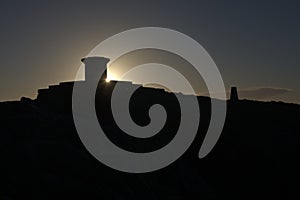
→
(0, 71, 300, 199)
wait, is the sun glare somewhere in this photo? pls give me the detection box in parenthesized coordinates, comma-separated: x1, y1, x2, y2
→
(105, 78, 111, 83)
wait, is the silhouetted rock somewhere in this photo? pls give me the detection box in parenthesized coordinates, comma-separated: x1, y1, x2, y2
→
(0, 58, 299, 199)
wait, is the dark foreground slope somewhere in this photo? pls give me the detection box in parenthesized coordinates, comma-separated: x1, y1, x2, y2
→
(0, 84, 300, 200)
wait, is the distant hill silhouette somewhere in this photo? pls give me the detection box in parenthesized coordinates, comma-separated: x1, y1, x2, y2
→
(0, 60, 300, 199)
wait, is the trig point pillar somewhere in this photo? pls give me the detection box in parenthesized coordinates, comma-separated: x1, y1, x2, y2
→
(230, 86, 239, 101)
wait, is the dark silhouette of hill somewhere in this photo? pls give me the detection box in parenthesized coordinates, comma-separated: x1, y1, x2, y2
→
(1, 68, 300, 199)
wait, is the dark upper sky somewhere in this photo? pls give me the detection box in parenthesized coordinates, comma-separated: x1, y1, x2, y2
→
(0, 0, 299, 103)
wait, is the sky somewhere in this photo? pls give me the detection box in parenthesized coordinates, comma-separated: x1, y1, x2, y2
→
(0, 0, 299, 103)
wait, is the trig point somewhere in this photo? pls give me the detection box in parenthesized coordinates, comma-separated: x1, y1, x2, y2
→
(230, 86, 239, 101)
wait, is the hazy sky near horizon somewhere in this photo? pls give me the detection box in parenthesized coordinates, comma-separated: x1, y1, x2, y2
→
(0, 0, 299, 103)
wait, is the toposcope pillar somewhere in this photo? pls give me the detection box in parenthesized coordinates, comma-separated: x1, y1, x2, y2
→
(230, 86, 239, 101)
(81, 57, 110, 83)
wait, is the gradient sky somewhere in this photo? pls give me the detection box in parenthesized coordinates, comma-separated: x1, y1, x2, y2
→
(0, 0, 299, 103)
